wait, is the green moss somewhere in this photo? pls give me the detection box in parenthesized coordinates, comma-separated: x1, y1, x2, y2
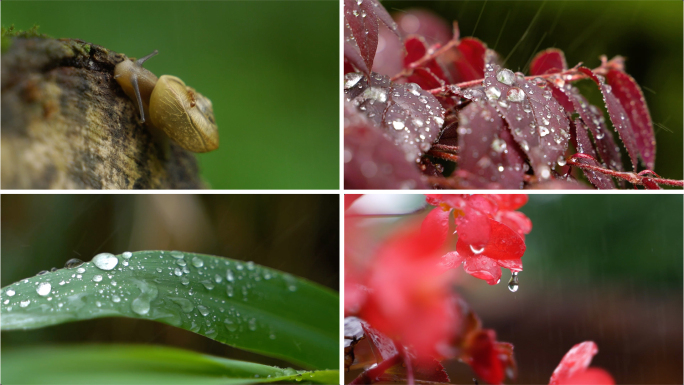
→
(1, 24, 52, 53)
(83, 44, 91, 54)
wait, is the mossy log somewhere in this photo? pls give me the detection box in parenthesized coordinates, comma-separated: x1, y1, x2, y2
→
(1, 38, 202, 189)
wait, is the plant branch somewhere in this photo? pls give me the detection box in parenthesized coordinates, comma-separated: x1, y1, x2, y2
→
(567, 153, 683, 188)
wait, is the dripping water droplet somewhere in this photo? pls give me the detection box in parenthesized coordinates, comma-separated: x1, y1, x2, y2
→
(508, 272, 519, 292)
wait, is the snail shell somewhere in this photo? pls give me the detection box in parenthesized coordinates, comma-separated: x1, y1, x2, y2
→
(150, 75, 219, 153)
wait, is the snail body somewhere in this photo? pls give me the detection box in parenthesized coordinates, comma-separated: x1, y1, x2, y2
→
(114, 50, 219, 153)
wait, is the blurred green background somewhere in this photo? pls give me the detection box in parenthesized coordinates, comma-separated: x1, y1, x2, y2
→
(347, 194, 683, 384)
(380, 1, 683, 184)
(1, 1, 339, 189)
(1, 194, 339, 368)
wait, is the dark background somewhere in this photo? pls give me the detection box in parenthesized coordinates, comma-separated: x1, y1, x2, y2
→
(2, 1, 339, 189)
(1, 194, 339, 369)
(380, 1, 683, 184)
(346, 194, 683, 384)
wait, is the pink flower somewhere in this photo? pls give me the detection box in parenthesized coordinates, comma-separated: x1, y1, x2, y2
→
(423, 194, 532, 285)
(549, 341, 615, 385)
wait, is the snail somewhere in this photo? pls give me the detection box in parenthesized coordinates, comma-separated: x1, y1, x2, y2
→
(114, 50, 219, 153)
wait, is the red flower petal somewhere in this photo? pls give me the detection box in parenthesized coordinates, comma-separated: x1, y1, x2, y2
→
(497, 258, 523, 273)
(494, 210, 532, 240)
(490, 194, 529, 211)
(549, 341, 598, 385)
(457, 218, 526, 261)
(557, 367, 615, 385)
(421, 207, 452, 247)
(463, 255, 501, 285)
(465, 330, 506, 385)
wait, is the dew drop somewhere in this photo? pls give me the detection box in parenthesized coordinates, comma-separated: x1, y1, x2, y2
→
(6, 289, 16, 297)
(181, 276, 190, 285)
(198, 305, 210, 316)
(491, 138, 507, 153)
(496, 68, 515, 86)
(170, 251, 185, 259)
(344, 72, 364, 90)
(539, 126, 550, 137)
(77, 267, 86, 274)
(226, 285, 234, 297)
(508, 272, 519, 292)
(174, 268, 183, 277)
(192, 257, 204, 268)
(557, 156, 567, 167)
(131, 298, 150, 315)
(485, 86, 501, 100)
(36, 282, 52, 296)
(112, 295, 121, 303)
(170, 297, 194, 313)
(248, 318, 257, 331)
(469, 244, 485, 254)
(226, 269, 235, 282)
(93, 275, 103, 282)
(20, 300, 31, 308)
(225, 319, 238, 332)
(92, 253, 118, 271)
(392, 120, 405, 130)
(176, 259, 187, 267)
(36, 270, 49, 276)
(201, 280, 215, 290)
(506, 87, 525, 102)
(64, 258, 84, 269)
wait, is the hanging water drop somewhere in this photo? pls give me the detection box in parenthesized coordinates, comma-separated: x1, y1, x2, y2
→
(557, 155, 567, 167)
(92, 253, 118, 271)
(36, 282, 52, 296)
(508, 272, 519, 292)
(64, 258, 84, 269)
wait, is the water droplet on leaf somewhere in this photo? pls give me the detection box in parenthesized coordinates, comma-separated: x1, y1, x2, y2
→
(36, 282, 51, 296)
(64, 258, 84, 269)
(192, 257, 204, 268)
(92, 253, 118, 271)
(496, 69, 515, 86)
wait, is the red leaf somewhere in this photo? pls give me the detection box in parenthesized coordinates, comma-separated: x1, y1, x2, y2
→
(549, 341, 602, 385)
(403, 36, 449, 89)
(344, 40, 369, 75)
(551, 83, 624, 174)
(606, 69, 655, 169)
(579, 67, 639, 170)
(344, 0, 379, 75)
(573, 119, 615, 189)
(483, 57, 570, 178)
(456, 37, 487, 81)
(344, 100, 428, 189)
(530, 48, 567, 76)
(454, 100, 526, 189)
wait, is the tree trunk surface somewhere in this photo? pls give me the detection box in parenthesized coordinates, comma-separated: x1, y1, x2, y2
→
(1, 37, 203, 189)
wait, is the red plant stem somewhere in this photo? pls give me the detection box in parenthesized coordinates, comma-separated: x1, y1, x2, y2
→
(567, 154, 683, 187)
(428, 149, 459, 163)
(349, 353, 402, 385)
(396, 341, 415, 385)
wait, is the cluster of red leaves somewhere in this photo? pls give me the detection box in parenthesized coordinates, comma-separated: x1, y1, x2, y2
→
(345, 194, 529, 384)
(344, 1, 682, 189)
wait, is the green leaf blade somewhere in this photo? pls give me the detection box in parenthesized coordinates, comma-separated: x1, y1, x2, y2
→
(2, 344, 339, 384)
(1, 251, 339, 370)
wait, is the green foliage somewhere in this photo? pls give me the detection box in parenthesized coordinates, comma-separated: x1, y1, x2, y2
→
(1, 251, 338, 371)
(3, 345, 338, 384)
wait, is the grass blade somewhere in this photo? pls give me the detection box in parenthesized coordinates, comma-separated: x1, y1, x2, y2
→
(2, 344, 339, 384)
(1, 251, 338, 369)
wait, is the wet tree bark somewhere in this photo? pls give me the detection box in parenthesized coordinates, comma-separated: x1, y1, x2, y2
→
(1, 38, 202, 189)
